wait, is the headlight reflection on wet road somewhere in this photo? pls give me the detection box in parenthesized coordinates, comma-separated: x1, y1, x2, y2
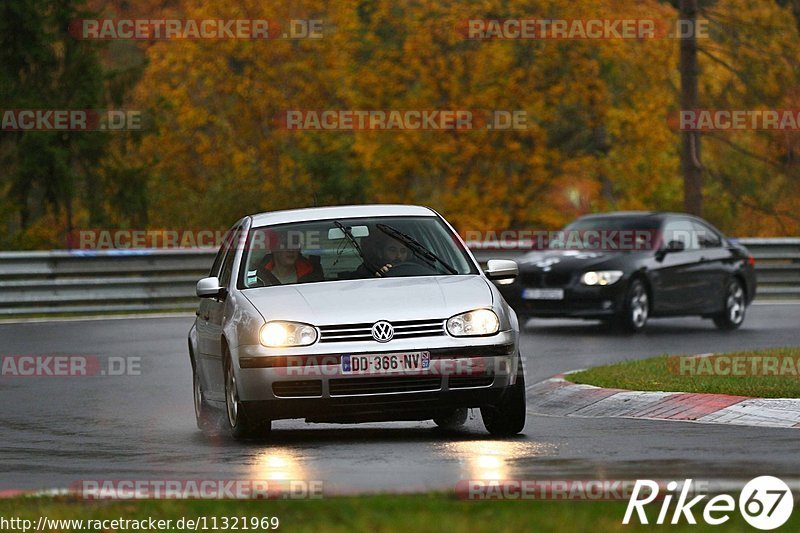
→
(441, 440, 555, 481)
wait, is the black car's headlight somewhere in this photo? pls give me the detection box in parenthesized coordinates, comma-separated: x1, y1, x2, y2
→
(580, 270, 623, 286)
(446, 309, 500, 336)
(259, 321, 318, 347)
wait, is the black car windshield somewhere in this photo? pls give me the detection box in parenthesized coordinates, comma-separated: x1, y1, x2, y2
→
(549, 216, 662, 252)
(238, 216, 477, 288)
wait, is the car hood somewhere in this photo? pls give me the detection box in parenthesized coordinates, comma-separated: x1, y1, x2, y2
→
(242, 275, 493, 324)
(516, 249, 627, 271)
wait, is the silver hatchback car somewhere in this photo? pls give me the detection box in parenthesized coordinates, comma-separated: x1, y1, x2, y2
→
(188, 205, 526, 439)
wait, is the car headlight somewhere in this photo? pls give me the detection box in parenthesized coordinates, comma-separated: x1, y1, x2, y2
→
(446, 309, 500, 337)
(259, 321, 318, 347)
(581, 270, 623, 286)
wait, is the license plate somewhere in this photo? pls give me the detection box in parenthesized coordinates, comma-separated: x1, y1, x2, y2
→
(341, 352, 431, 375)
(522, 288, 564, 300)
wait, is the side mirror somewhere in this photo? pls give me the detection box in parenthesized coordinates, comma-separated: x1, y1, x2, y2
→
(667, 240, 685, 252)
(484, 259, 518, 281)
(196, 276, 224, 298)
(656, 240, 685, 260)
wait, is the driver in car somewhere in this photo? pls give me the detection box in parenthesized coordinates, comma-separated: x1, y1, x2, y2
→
(374, 239, 411, 276)
(347, 233, 412, 278)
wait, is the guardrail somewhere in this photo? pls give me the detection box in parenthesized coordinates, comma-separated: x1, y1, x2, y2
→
(0, 249, 217, 317)
(0, 238, 797, 317)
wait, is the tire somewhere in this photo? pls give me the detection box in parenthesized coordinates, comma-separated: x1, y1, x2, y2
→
(618, 278, 649, 333)
(224, 350, 271, 440)
(433, 408, 468, 429)
(481, 354, 526, 436)
(193, 364, 221, 433)
(713, 278, 746, 331)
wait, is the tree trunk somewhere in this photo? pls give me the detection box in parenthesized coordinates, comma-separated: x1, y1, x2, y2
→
(680, 0, 703, 215)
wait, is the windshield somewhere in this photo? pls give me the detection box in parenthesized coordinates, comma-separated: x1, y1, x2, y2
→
(238, 216, 477, 288)
(549, 217, 662, 251)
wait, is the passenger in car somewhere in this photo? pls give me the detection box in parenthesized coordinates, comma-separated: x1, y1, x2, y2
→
(257, 231, 324, 285)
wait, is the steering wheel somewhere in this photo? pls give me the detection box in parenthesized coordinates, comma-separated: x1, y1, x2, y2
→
(381, 261, 437, 277)
(254, 270, 280, 287)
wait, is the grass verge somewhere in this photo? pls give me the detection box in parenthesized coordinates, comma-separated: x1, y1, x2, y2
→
(1, 494, 795, 532)
(568, 347, 800, 398)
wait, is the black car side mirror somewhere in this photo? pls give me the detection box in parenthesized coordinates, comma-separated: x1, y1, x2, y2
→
(656, 240, 685, 261)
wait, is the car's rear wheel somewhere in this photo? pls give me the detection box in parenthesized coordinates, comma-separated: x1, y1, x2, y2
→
(193, 364, 220, 433)
(481, 354, 526, 436)
(433, 408, 468, 429)
(619, 278, 649, 332)
(224, 350, 271, 439)
(713, 278, 746, 331)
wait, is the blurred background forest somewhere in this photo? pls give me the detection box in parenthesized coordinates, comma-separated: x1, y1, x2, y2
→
(2, 0, 800, 249)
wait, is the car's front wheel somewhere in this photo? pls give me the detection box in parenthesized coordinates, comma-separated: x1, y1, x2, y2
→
(433, 408, 468, 429)
(193, 364, 220, 433)
(481, 355, 526, 436)
(619, 278, 649, 332)
(713, 278, 746, 331)
(224, 350, 271, 439)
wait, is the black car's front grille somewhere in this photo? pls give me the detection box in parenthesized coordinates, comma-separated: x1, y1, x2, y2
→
(520, 271, 542, 287)
(329, 376, 441, 396)
(449, 375, 494, 388)
(543, 271, 572, 286)
(520, 270, 571, 287)
(272, 380, 322, 398)
(318, 319, 445, 343)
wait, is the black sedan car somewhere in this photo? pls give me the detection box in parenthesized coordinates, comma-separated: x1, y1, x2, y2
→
(498, 212, 757, 331)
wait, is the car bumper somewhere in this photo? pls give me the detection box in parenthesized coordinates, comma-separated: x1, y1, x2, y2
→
(231, 331, 518, 421)
(241, 388, 508, 423)
(500, 283, 627, 318)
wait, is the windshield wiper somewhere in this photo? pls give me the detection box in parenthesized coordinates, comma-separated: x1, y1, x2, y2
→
(376, 223, 458, 275)
(333, 220, 377, 271)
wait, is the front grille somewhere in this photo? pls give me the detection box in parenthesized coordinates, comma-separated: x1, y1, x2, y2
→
(521, 270, 572, 288)
(520, 271, 542, 287)
(272, 380, 322, 398)
(318, 319, 445, 343)
(330, 376, 441, 396)
(449, 375, 494, 388)
(543, 271, 572, 286)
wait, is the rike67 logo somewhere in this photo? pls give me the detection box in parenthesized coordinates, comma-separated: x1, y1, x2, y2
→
(624, 477, 794, 529)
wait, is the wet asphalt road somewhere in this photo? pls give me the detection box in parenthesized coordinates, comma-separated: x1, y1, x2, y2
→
(1, 303, 798, 494)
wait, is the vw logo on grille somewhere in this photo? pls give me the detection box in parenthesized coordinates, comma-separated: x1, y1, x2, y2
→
(371, 320, 394, 342)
